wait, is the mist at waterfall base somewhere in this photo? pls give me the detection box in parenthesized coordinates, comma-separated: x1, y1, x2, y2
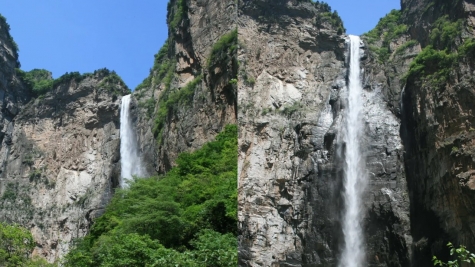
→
(120, 94, 146, 187)
(338, 35, 367, 267)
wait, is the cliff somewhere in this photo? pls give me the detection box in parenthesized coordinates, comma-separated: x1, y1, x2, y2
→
(238, 0, 411, 266)
(132, 0, 238, 174)
(0, 0, 238, 262)
(238, 0, 475, 266)
(0, 69, 129, 261)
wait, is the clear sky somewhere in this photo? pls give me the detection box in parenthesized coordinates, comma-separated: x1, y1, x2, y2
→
(325, 0, 401, 35)
(0, 1, 400, 90)
(0, 1, 168, 90)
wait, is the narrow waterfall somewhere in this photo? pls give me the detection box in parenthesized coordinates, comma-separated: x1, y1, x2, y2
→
(120, 94, 145, 187)
(339, 35, 366, 267)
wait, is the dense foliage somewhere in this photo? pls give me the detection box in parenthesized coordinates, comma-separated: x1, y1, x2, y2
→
(15, 69, 54, 96)
(404, 15, 474, 89)
(364, 9, 410, 62)
(16, 68, 128, 97)
(0, 222, 55, 266)
(64, 124, 237, 266)
(433, 242, 475, 266)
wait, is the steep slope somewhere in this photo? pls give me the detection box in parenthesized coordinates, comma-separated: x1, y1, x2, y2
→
(0, 69, 129, 261)
(397, 0, 475, 265)
(238, 0, 412, 266)
(133, 0, 238, 174)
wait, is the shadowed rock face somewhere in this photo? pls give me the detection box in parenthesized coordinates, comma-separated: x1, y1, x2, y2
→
(398, 0, 475, 265)
(238, 1, 412, 266)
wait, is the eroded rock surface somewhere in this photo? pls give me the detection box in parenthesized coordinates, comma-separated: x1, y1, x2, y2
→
(238, 1, 412, 266)
(0, 71, 128, 261)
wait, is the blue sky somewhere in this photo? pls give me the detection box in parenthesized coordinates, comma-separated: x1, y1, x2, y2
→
(0, 1, 168, 90)
(0, 1, 399, 90)
(325, 0, 401, 35)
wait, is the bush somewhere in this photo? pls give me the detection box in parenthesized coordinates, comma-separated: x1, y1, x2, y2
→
(363, 9, 408, 62)
(64, 125, 237, 267)
(433, 242, 475, 266)
(208, 29, 238, 68)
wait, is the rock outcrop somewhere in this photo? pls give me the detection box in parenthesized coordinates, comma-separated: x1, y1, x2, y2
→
(0, 69, 129, 261)
(397, 0, 475, 265)
(132, 0, 238, 174)
(238, 0, 412, 266)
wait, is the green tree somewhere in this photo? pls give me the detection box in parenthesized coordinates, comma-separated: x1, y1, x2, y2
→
(433, 242, 475, 266)
(0, 222, 34, 266)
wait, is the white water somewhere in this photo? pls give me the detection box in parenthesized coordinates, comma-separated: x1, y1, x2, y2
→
(120, 94, 145, 187)
(339, 35, 367, 267)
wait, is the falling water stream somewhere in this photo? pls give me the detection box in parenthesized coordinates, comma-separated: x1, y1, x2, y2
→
(120, 94, 145, 187)
(339, 35, 366, 267)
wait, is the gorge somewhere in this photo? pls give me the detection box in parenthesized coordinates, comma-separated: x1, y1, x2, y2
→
(0, 0, 475, 266)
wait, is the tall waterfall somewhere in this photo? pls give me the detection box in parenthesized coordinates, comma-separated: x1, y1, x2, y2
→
(339, 35, 366, 267)
(120, 94, 145, 187)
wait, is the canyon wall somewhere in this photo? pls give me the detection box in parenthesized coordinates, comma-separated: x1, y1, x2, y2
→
(238, 1, 412, 266)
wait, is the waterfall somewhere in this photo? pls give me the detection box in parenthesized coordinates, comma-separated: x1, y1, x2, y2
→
(120, 94, 145, 187)
(339, 35, 367, 267)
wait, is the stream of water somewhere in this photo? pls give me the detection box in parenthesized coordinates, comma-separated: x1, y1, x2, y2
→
(120, 94, 145, 187)
(339, 35, 366, 267)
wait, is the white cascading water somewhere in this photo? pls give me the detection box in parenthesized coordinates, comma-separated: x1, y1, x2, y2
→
(120, 94, 145, 187)
(339, 35, 366, 267)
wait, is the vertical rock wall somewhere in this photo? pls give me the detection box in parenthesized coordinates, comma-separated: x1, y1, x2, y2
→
(238, 1, 412, 266)
(0, 71, 129, 261)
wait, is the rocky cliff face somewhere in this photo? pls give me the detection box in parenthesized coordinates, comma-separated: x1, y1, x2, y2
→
(238, 0, 412, 266)
(0, 68, 129, 261)
(397, 0, 475, 265)
(133, 0, 238, 174)
(238, 0, 475, 265)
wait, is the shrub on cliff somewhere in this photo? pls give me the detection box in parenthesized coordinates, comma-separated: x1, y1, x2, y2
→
(64, 124, 237, 267)
(433, 242, 475, 266)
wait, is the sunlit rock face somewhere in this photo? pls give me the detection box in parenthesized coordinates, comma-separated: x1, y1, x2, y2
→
(0, 70, 129, 261)
(237, 1, 411, 266)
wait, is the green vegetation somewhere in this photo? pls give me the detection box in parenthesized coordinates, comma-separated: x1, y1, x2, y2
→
(153, 75, 202, 143)
(1, 183, 16, 201)
(208, 29, 238, 68)
(0, 14, 19, 67)
(312, 1, 345, 34)
(429, 16, 463, 50)
(135, 39, 170, 93)
(15, 69, 54, 96)
(296, 1, 346, 34)
(98, 70, 129, 95)
(395, 40, 419, 54)
(403, 15, 473, 89)
(64, 124, 237, 266)
(168, 0, 187, 31)
(364, 10, 408, 62)
(0, 222, 56, 266)
(16, 68, 128, 98)
(433, 242, 475, 266)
